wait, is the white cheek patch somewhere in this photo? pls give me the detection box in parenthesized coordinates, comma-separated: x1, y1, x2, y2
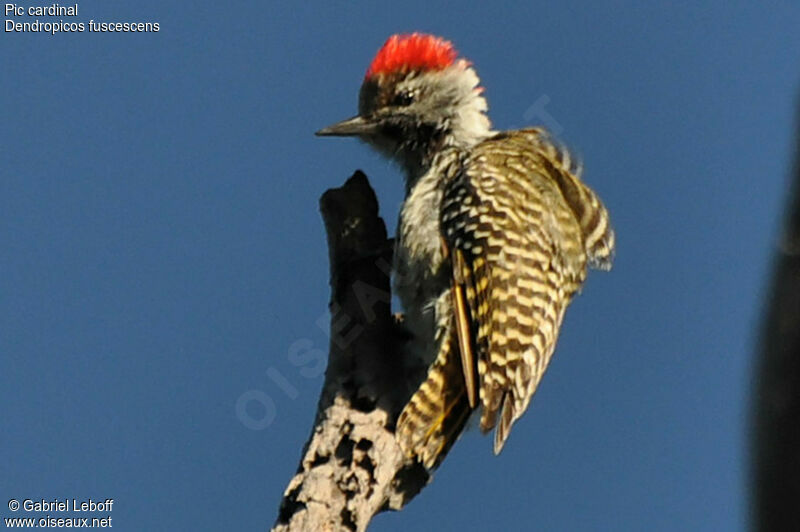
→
(432, 65, 493, 145)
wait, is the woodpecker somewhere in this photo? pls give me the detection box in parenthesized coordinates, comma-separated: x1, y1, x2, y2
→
(317, 33, 615, 469)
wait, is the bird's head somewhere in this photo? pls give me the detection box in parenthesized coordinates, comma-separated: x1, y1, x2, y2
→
(317, 33, 492, 173)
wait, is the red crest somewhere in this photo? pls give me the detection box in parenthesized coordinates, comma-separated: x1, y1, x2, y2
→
(365, 33, 458, 79)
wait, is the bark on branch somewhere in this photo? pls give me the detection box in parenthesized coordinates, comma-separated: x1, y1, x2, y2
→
(272, 171, 429, 532)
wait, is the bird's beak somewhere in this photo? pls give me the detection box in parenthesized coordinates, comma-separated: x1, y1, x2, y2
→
(315, 115, 378, 137)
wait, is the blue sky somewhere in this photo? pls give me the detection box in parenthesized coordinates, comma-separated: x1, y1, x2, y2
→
(2, 2, 799, 530)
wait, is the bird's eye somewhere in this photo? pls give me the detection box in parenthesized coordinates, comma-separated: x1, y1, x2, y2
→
(392, 91, 415, 107)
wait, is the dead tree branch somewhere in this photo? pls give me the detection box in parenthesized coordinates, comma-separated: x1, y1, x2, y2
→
(752, 97, 800, 530)
(272, 171, 429, 532)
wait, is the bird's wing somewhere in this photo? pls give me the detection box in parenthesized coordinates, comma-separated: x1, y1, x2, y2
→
(441, 129, 609, 453)
(521, 128, 616, 270)
(445, 237, 480, 409)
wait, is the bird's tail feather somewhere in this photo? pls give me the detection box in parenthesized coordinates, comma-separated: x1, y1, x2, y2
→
(396, 329, 471, 469)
